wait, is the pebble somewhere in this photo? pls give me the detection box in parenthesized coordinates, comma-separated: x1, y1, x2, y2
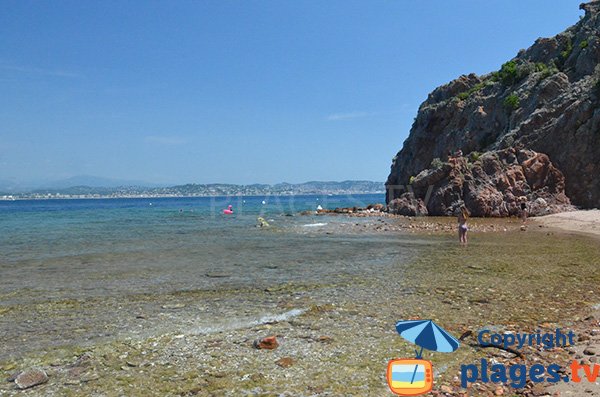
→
(275, 357, 294, 368)
(14, 368, 48, 389)
(529, 384, 547, 396)
(254, 336, 279, 350)
(583, 347, 597, 355)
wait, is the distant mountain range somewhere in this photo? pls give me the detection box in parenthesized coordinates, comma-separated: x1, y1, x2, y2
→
(0, 178, 385, 199)
(0, 175, 161, 193)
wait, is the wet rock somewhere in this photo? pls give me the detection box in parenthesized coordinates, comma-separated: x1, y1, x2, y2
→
(367, 203, 385, 212)
(253, 336, 279, 350)
(14, 368, 48, 389)
(275, 357, 294, 368)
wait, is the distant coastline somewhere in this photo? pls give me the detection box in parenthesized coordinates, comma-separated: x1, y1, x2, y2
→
(0, 180, 385, 201)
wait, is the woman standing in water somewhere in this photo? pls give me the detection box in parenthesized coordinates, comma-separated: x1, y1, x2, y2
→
(520, 201, 528, 223)
(458, 206, 469, 245)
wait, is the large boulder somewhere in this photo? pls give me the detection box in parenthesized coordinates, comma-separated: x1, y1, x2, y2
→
(388, 192, 428, 216)
(388, 148, 573, 217)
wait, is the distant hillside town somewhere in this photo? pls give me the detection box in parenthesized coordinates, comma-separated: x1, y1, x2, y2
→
(0, 180, 384, 200)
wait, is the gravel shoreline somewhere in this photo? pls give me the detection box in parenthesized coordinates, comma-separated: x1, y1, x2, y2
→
(1, 215, 599, 396)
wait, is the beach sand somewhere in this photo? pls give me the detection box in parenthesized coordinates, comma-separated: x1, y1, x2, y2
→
(533, 209, 600, 238)
(533, 210, 600, 397)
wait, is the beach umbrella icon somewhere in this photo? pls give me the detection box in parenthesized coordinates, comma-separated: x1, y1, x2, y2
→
(395, 319, 460, 358)
(388, 320, 459, 394)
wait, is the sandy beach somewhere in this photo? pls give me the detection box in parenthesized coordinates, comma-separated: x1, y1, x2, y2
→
(533, 210, 600, 238)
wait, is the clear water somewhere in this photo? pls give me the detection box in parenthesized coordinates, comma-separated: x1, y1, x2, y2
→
(0, 194, 391, 299)
(0, 194, 428, 358)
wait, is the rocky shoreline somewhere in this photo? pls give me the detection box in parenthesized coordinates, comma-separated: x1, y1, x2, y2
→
(388, 148, 575, 218)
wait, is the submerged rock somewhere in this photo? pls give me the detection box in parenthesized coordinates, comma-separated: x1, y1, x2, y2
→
(14, 368, 48, 389)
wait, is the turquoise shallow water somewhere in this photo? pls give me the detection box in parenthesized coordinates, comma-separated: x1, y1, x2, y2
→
(0, 194, 392, 296)
(0, 194, 433, 358)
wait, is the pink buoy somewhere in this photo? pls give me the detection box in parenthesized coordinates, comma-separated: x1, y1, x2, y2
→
(223, 205, 233, 214)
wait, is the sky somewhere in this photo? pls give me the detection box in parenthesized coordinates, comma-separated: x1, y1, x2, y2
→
(0, 1, 584, 186)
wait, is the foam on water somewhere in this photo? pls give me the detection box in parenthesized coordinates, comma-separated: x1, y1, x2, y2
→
(302, 222, 328, 227)
(190, 308, 306, 335)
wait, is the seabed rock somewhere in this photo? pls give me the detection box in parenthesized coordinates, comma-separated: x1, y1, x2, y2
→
(14, 368, 48, 389)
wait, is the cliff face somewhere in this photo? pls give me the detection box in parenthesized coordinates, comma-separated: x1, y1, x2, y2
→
(386, 1, 600, 212)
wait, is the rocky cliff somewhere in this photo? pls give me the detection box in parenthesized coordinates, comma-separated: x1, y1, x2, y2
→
(386, 1, 600, 214)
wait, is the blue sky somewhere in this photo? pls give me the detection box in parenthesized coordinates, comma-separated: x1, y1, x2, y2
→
(0, 1, 583, 185)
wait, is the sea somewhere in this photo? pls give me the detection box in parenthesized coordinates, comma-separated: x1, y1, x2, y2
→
(0, 194, 392, 299)
(0, 194, 429, 358)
